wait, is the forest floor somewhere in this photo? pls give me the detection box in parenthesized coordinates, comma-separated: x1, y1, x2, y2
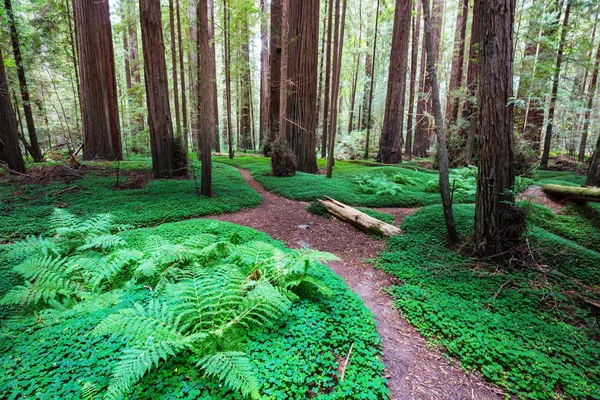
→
(210, 168, 504, 400)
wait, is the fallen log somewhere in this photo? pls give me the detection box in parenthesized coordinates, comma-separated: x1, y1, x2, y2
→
(542, 184, 600, 203)
(318, 196, 401, 237)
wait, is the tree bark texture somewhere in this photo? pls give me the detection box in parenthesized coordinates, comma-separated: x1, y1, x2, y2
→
(579, 36, 600, 162)
(363, 0, 380, 159)
(284, 0, 320, 173)
(320, 0, 334, 158)
(139, 0, 176, 178)
(73, 0, 122, 161)
(5, 0, 43, 161)
(445, 0, 468, 124)
(462, 0, 480, 163)
(474, 0, 520, 257)
(259, 0, 270, 150)
(209, 0, 220, 152)
(266, 0, 283, 154)
(223, 0, 234, 158)
(176, 0, 188, 151)
(0, 52, 26, 173)
(405, 0, 421, 158)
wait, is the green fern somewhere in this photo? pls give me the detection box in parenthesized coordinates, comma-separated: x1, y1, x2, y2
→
(199, 352, 260, 399)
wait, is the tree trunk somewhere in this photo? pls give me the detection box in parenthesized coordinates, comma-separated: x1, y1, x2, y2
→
(421, 0, 459, 243)
(347, 0, 362, 134)
(578, 29, 600, 162)
(0, 52, 26, 173)
(587, 135, 600, 187)
(284, 0, 320, 173)
(169, 0, 181, 139)
(5, 0, 43, 161)
(376, 0, 412, 164)
(266, 0, 283, 155)
(240, 40, 253, 151)
(326, 0, 348, 178)
(540, 0, 571, 170)
(462, 0, 480, 163)
(64, 0, 80, 133)
(361, 44, 373, 131)
(188, 0, 198, 151)
(318, 197, 402, 236)
(197, 0, 215, 195)
(445, 0, 468, 124)
(176, 0, 188, 152)
(363, 0, 380, 159)
(73, 0, 122, 161)
(474, 0, 521, 257)
(405, 0, 421, 158)
(139, 0, 176, 178)
(320, 0, 334, 158)
(223, 0, 234, 158)
(209, 0, 220, 152)
(316, 2, 328, 154)
(259, 0, 270, 150)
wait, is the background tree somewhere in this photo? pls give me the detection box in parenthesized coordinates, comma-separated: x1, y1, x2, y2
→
(73, 0, 122, 161)
(0, 51, 26, 173)
(578, 34, 600, 162)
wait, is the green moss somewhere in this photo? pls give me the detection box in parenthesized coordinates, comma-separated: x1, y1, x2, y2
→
(543, 184, 600, 199)
(532, 170, 586, 187)
(377, 205, 600, 399)
(0, 219, 388, 399)
(0, 160, 261, 242)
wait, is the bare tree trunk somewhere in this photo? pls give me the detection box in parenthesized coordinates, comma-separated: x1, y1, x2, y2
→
(209, 0, 220, 152)
(326, 0, 348, 178)
(321, 0, 334, 158)
(347, 0, 362, 134)
(579, 37, 600, 162)
(421, 0, 458, 243)
(376, 0, 412, 164)
(462, 0, 480, 163)
(405, 0, 421, 158)
(259, 0, 270, 150)
(316, 2, 328, 154)
(284, 0, 320, 173)
(176, 0, 188, 152)
(361, 45, 372, 130)
(169, 0, 181, 138)
(278, 0, 289, 143)
(540, 0, 571, 169)
(240, 40, 253, 151)
(64, 0, 80, 133)
(197, 0, 215, 195)
(474, 0, 520, 257)
(266, 0, 283, 155)
(445, 0, 468, 124)
(188, 0, 198, 150)
(73, 0, 122, 161)
(5, 0, 43, 161)
(139, 0, 176, 178)
(0, 52, 26, 173)
(363, 0, 380, 159)
(223, 0, 234, 158)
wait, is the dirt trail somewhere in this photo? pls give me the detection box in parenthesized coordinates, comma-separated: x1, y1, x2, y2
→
(210, 169, 504, 400)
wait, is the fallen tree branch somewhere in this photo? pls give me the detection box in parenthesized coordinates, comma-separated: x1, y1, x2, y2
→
(340, 342, 354, 381)
(542, 184, 600, 203)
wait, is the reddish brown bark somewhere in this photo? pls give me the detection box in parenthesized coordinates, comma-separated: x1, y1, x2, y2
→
(266, 0, 283, 155)
(73, 0, 122, 161)
(579, 37, 600, 162)
(320, 0, 334, 158)
(259, 0, 270, 149)
(209, 0, 220, 152)
(445, 0, 468, 124)
(176, 0, 188, 151)
(405, 0, 421, 158)
(462, 0, 480, 163)
(0, 51, 26, 173)
(376, 0, 412, 164)
(223, 0, 234, 158)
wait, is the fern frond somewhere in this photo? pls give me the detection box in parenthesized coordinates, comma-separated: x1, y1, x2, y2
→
(0, 283, 34, 306)
(80, 382, 100, 400)
(233, 241, 279, 268)
(86, 250, 142, 288)
(181, 234, 218, 249)
(77, 234, 126, 252)
(198, 351, 260, 399)
(79, 214, 114, 236)
(13, 256, 68, 280)
(6, 235, 59, 260)
(51, 208, 80, 230)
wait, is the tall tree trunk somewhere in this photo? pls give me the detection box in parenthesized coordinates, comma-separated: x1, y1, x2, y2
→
(223, 0, 234, 158)
(413, 0, 443, 157)
(462, 0, 480, 163)
(363, 0, 380, 159)
(240, 40, 253, 151)
(316, 2, 328, 154)
(376, 0, 412, 164)
(405, 0, 421, 158)
(188, 0, 198, 151)
(474, 0, 520, 257)
(197, 0, 215, 195)
(413, 31, 427, 157)
(73, 0, 122, 161)
(5, 0, 43, 161)
(64, 0, 80, 133)
(176, 0, 188, 152)
(421, 0, 458, 243)
(169, 0, 181, 138)
(278, 0, 289, 143)
(579, 37, 600, 162)
(0, 51, 26, 173)
(326, 0, 348, 178)
(139, 0, 176, 178)
(445, 0, 468, 124)
(266, 0, 283, 155)
(259, 0, 269, 150)
(361, 44, 373, 130)
(540, 0, 571, 169)
(321, 0, 334, 158)
(209, 0, 220, 152)
(587, 136, 600, 186)
(347, 0, 362, 134)
(284, 0, 320, 173)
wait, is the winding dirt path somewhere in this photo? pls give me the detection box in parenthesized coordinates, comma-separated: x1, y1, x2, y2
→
(210, 169, 504, 400)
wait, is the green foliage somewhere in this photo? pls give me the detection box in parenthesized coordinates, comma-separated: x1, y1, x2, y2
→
(532, 170, 586, 187)
(0, 160, 261, 242)
(1, 219, 388, 399)
(218, 156, 476, 207)
(377, 205, 600, 399)
(423, 166, 478, 197)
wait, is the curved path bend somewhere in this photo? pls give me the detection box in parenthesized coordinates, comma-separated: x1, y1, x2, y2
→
(210, 168, 504, 400)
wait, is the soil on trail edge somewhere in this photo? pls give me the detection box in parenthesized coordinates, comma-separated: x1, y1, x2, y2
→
(209, 168, 504, 400)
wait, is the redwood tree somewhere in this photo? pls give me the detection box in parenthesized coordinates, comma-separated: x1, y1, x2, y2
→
(73, 0, 122, 161)
(283, 0, 320, 173)
(579, 35, 600, 162)
(445, 0, 468, 124)
(0, 51, 26, 173)
(376, 0, 412, 164)
(405, 0, 420, 158)
(474, 0, 521, 257)
(4, 0, 43, 162)
(266, 0, 283, 155)
(259, 0, 270, 149)
(139, 0, 178, 178)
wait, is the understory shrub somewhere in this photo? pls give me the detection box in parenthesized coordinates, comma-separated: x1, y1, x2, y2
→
(377, 205, 600, 399)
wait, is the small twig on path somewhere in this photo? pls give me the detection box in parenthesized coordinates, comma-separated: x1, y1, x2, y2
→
(53, 186, 79, 196)
(340, 342, 354, 381)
